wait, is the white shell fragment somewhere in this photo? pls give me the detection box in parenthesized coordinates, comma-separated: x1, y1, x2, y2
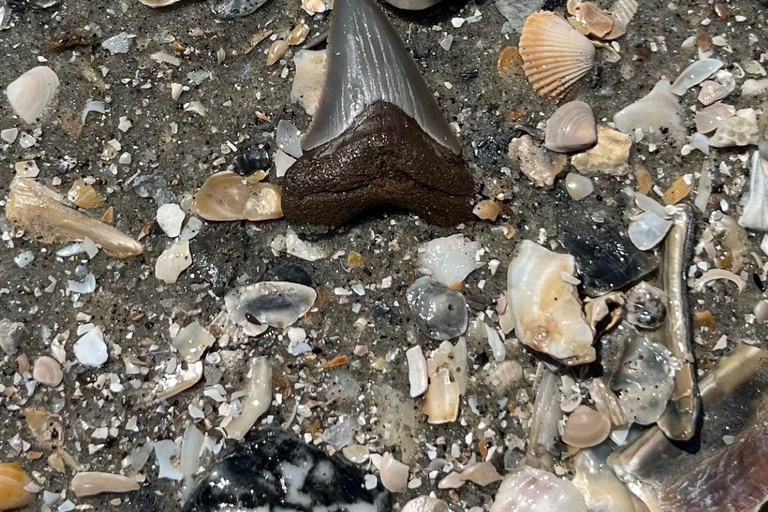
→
(423, 339, 467, 424)
(613, 80, 681, 133)
(155, 361, 203, 401)
(459, 461, 503, 486)
(628, 211, 673, 250)
(739, 152, 768, 232)
(155, 241, 192, 284)
(156, 203, 185, 238)
(73, 328, 108, 368)
(225, 281, 317, 328)
(291, 50, 328, 116)
(173, 321, 215, 363)
(670, 59, 724, 95)
(6, 66, 60, 124)
(545, 101, 597, 153)
(71, 472, 139, 497)
(402, 496, 450, 512)
(406, 276, 468, 340)
(697, 80, 729, 106)
(490, 466, 588, 512)
(509, 135, 568, 187)
(406, 345, 429, 398)
(695, 102, 736, 134)
(418, 234, 481, 289)
(507, 240, 595, 366)
(225, 357, 272, 440)
(708, 108, 760, 148)
(572, 451, 635, 512)
(565, 173, 594, 200)
(571, 126, 631, 176)
(380, 453, 409, 493)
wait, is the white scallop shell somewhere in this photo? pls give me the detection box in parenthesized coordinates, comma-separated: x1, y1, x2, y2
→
(519, 11, 596, 100)
(6, 66, 60, 124)
(545, 100, 597, 153)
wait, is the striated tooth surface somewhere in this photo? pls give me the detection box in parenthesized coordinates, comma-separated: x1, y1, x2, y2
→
(283, 0, 473, 227)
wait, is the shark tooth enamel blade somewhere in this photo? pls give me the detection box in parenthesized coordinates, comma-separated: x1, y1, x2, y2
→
(282, 0, 474, 227)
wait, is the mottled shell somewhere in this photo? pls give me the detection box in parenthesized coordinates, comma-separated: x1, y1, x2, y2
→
(6, 66, 60, 124)
(33, 356, 63, 387)
(545, 101, 598, 153)
(519, 12, 596, 100)
(402, 496, 450, 512)
(0, 463, 36, 510)
(562, 405, 612, 448)
(697, 80, 729, 106)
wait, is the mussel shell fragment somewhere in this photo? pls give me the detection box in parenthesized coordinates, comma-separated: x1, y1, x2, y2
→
(406, 276, 468, 341)
(183, 429, 391, 512)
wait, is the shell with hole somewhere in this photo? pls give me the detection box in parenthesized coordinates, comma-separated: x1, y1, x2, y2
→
(519, 11, 596, 100)
(6, 66, 60, 124)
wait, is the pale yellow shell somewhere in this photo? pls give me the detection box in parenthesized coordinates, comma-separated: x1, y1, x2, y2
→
(519, 11, 596, 100)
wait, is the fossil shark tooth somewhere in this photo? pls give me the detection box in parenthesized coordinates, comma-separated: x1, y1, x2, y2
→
(282, 0, 474, 227)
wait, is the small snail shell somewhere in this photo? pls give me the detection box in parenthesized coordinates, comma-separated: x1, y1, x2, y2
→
(33, 356, 63, 387)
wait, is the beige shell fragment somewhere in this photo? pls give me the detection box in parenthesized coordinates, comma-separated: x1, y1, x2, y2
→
(423, 339, 467, 424)
(568, 2, 615, 38)
(71, 472, 139, 497)
(138, 0, 184, 7)
(225, 357, 272, 440)
(571, 126, 632, 176)
(561, 405, 611, 448)
(6, 178, 143, 259)
(545, 101, 598, 153)
(194, 171, 283, 222)
(402, 496, 450, 512)
(519, 11, 596, 100)
(508, 134, 567, 187)
(6, 66, 60, 124)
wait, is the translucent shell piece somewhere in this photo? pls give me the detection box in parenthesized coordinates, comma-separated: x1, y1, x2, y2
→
(6, 66, 60, 124)
(193, 171, 283, 222)
(519, 12, 596, 100)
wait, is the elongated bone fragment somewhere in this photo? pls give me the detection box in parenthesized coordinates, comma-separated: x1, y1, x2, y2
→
(657, 205, 699, 441)
(6, 178, 143, 258)
(282, 0, 473, 227)
(71, 472, 140, 497)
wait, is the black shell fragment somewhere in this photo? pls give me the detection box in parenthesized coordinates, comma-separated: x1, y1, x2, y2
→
(183, 429, 391, 512)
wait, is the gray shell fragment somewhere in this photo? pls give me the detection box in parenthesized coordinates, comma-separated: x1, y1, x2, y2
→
(626, 282, 667, 330)
(208, 0, 269, 18)
(225, 281, 317, 328)
(406, 276, 468, 341)
(301, 0, 461, 155)
(384, 0, 443, 9)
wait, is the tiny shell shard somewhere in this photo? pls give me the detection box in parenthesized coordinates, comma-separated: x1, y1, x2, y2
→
(6, 178, 144, 259)
(0, 463, 35, 510)
(508, 135, 568, 187)
(545, 101, 597, 153)
(490, 466, 588, 512)
(418, 234, 481, 289)
(519, 12, 596, 100)
(194, 171, 283, 222)
(71, 472, 140, 497)
(6, 66, 60, 124)
(507, 240, 595, 366)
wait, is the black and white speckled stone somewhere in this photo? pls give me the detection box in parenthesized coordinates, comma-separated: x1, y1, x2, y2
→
(183, 429, 392, 512)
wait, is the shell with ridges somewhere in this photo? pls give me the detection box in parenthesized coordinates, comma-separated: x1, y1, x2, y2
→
(545, 101, 597, 153)
(519, 11, 596, 100)
(609, 0, 638, 26)
(6, 66, 60, 124)
(0, 463, 36, 510)
(33, 356, 63, 387)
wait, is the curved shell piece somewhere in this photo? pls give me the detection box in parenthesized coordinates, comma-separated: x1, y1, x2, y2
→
(406, 276, 468, 341)
(519, 12, 596, 100)
(71, 472, 140, 497)
(138, 0, 184, 5)
(609, 0, 638, 26)
(194, 171, 283, 222)
(33, 356, 63, 387)
(0, 463, 36, 510)
(545, 101, 597, 153)
(402, 496, 450, 512)
(491, 466, 588, 512)
(561, 405, 611, 448)
(225, 281, 317, 328)
(6, 66, 60, 124)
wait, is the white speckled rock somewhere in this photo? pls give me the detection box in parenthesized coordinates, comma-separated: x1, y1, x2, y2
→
(156, 203, 185, 238)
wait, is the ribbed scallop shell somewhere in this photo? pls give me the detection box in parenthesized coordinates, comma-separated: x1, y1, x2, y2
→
(544, 100, 597, 153)
(610, 0, 638, 26)
(519, 12, 596, 100)
(6, 66, 60, 124)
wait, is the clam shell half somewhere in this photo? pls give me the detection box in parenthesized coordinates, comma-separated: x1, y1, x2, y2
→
(6, 66, 60, 124)
(545, 100, 598, 153)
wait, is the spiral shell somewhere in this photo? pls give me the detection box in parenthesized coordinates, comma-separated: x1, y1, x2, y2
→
(33, 356, 63, 387)
(519, 11, 596, 100)
(545, 101, 597, 153)
(0, 463, 36, 510)
(6, 66, 60, 124)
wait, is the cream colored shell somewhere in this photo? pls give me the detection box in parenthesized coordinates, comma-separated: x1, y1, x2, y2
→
(6, 66, 60, 124)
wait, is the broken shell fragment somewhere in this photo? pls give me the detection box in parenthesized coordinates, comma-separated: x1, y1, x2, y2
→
(418, 234, 480, 289)
(490, 466, 587, 512)
(225, 281, 317, 328)
(625, 282, 667, 329)
(68, 178, 105, 209)
(283, 0, 473, 227)
(561, 405, 611, 448)
(545, 101, 597, 153)
(155, 241, 192, 284)
(628, 211, 672, 251)
(266, 40, 288, 66)
(573, 451, 635, 512)
(423, 339, 467, 424)
(208, 0, 269, 18)
(402, 496, 450, 512)
(291, 50, 328, 116)
(473, 199, 500, 221)
(507, 240, 595, 365)
(589, 378, 627, 427)
(565, 173, 594, 200)
(519, 11, 596, 100)
(6, 66, 60, 124)
(708, 108, 760, 147)
(406, 345, 429, 398)
(383, 0, 443, 10)
(33, 356, 63, 387)
(225, 357, 272, 440)
(697, 80, 729, 106)
(670, 59, 724, 95)
(155, 361, 203, 401)
(380, 453, 409, 493)
(739, 152, 768, 232)
(0, 463, 35, 510)
(406, 276, 468, 341)
(509, 134, 568, 187)
(695, 102, 735, 134)
(6, 178, 143, 259)
(571, 126, 631, 176)
(613, 80, 682, 134)
(193, 171, 283, 222)
(138, 0, 184, 6)
(609, 0, 638, 26)
(584, 291, 625, 332)
(71, 472, 140, 497)
(569, 2, 614, 38)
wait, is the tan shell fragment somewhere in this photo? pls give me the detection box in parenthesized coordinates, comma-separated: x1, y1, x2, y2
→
(519, 11, 596, 100)
(508, 134, 568, 187)
(402, 496, 450, 512)
(584, 291, 625, 331)
(0, 463, 36, 510)
(194, 171, 283, 222)
(71, 472, 139, 497)
(458, 461, 503, 486)
(562, 405, 611, 448)
(572, 126, 632, 176)
(569, 2, 615, 38)
(267, 40, 289, 66)
(545, 101, 598, 153)
(33, 356, 63, 387)
(5, 178, 143, 259)
(138, 0, 184, 6)
(68, 179, 105, 209)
